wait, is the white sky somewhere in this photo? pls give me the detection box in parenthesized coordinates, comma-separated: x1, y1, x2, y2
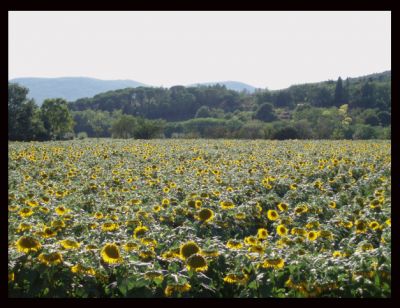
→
(9, 11, 391, 90)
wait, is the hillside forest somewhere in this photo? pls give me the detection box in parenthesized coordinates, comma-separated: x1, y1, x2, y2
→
(8, 71, 391, 141)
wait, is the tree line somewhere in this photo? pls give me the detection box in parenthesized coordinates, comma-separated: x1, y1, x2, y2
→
(8, 71, 391, 141)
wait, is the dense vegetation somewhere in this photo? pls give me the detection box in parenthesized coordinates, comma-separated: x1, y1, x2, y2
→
(8, 139, 391, 297)
(8, 71, 391, 141)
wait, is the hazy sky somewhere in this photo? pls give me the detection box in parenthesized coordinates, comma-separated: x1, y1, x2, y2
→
(9, 11, 391, 90)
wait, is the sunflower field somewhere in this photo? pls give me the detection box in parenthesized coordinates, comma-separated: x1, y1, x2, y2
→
(8, 139, 391, 297)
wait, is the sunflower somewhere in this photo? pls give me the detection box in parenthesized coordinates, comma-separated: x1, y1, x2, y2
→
(369, 221, 380, 230)
(223, 273, 249, 285)
(307, 230, 319, 241)
(186, 254, 208, 272)
(355, 220, 367, 234)
(161, 249, 181, 260)
(261, 258, 285, 269)
(340, 220, 353, 229)
(164, 283, 191, 297)
(277, 224, 288, 236)
(290, 183, 298, 190)
(318, 230, 333, 240)
(141, 237, 157, 247)
(235, 212, 246, 220)
(9, 205, 19, 212)
(71, 263, 84, 274)
(59, 239, 80, 250)
(257, 228, 268, 240)
(180, 241, 200, 259)
(38, 252, 63, 266)
(144, 271, 164, 281)
(8, 272, 15, 282)
(328, 201, 336, 209)
(51, 219, 66, 229)
(244, 236, 258, 246)
(19, 207, 34, 218)
(197, 208, 214, 222)
(39, 206, 50, 214)
(100, 243, 122, 264)
(153, 205, 161, 212)
(26, 200, 39, 207)
(386, 218, 391, 226)
(201, 248, 220, 257)
(248, 244, 264, 254)
(220, 200, 235, 210)
(332, 251, 342, 258)
(195, 200, 202, 208)
(294, 204, 308, 215)
(94, 212, 104, 219)
(101, 222, 119, 232)
(16, 223, 32, 233)
(41, 227, 57, 238)
(359, 243, 374, 252)
(162, 198, 170, 206)
(130, 199, 142, 205)
(213, 190, 221, 197)
(226, 239, 243, 250)
(305, 221, 320, 229)
(133, 226, 148, 239)
(55, 206, 68, 216)
(277, 202, 288, 212)
(267, 210, 279, 221)
(291, 228, 306, 236)
(16, 236, 42, 253)
(139, 249, 156, 261)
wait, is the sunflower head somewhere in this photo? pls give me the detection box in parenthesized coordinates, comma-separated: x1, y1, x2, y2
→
(133, 226, 148, 239)
(220, 200, 235, 210)
(16, 223, 32, 233)
(277, 203, 288, 212)
(307, 231, 319, 241)
(16, 236, 42, 253)
(180, 241, 200, 259)
(19, 207, 34, 218)
(38, 252, 63, 266)
(186, 254, 208, 272)
(197, 208, 214, 222)
(262, 258, 285, 269)
(100, 243, 122, 264)
(267, 210, 279, 221)
(60, 239, 80, 250)
(257, 228, 268, 239)
(369, 221, 380, 230)
(277, 224, 288, 236)
(226, 239, 243, 250)
(223, 273, 249, 285)
(101, 222, 118, 232)
(355, 220, 367, 233)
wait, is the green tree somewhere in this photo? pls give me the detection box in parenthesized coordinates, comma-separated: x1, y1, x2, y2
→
(334, 77, 345, 106)
(195, 106, 211, 118)
(110, 114, 136, 139)
(377, 111, 391, 127)
(272, 126, 299, 140)
(274, 91, 294, 108)
(133, 118, 166, 139)
(352, 124, 378, 139)
(254, 103, 277, 122)
(8, 83, 41, 141)
(41, 98, 74, 140)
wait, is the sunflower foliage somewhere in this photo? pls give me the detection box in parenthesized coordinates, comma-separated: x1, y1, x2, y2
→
(8, 139, 391, 297)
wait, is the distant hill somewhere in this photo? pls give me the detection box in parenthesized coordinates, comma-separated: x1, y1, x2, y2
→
(9, 77, 148, 105)
(190, 81, 257, 93)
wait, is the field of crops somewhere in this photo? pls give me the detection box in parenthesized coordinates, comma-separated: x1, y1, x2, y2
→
(8, 139, 391, 297)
